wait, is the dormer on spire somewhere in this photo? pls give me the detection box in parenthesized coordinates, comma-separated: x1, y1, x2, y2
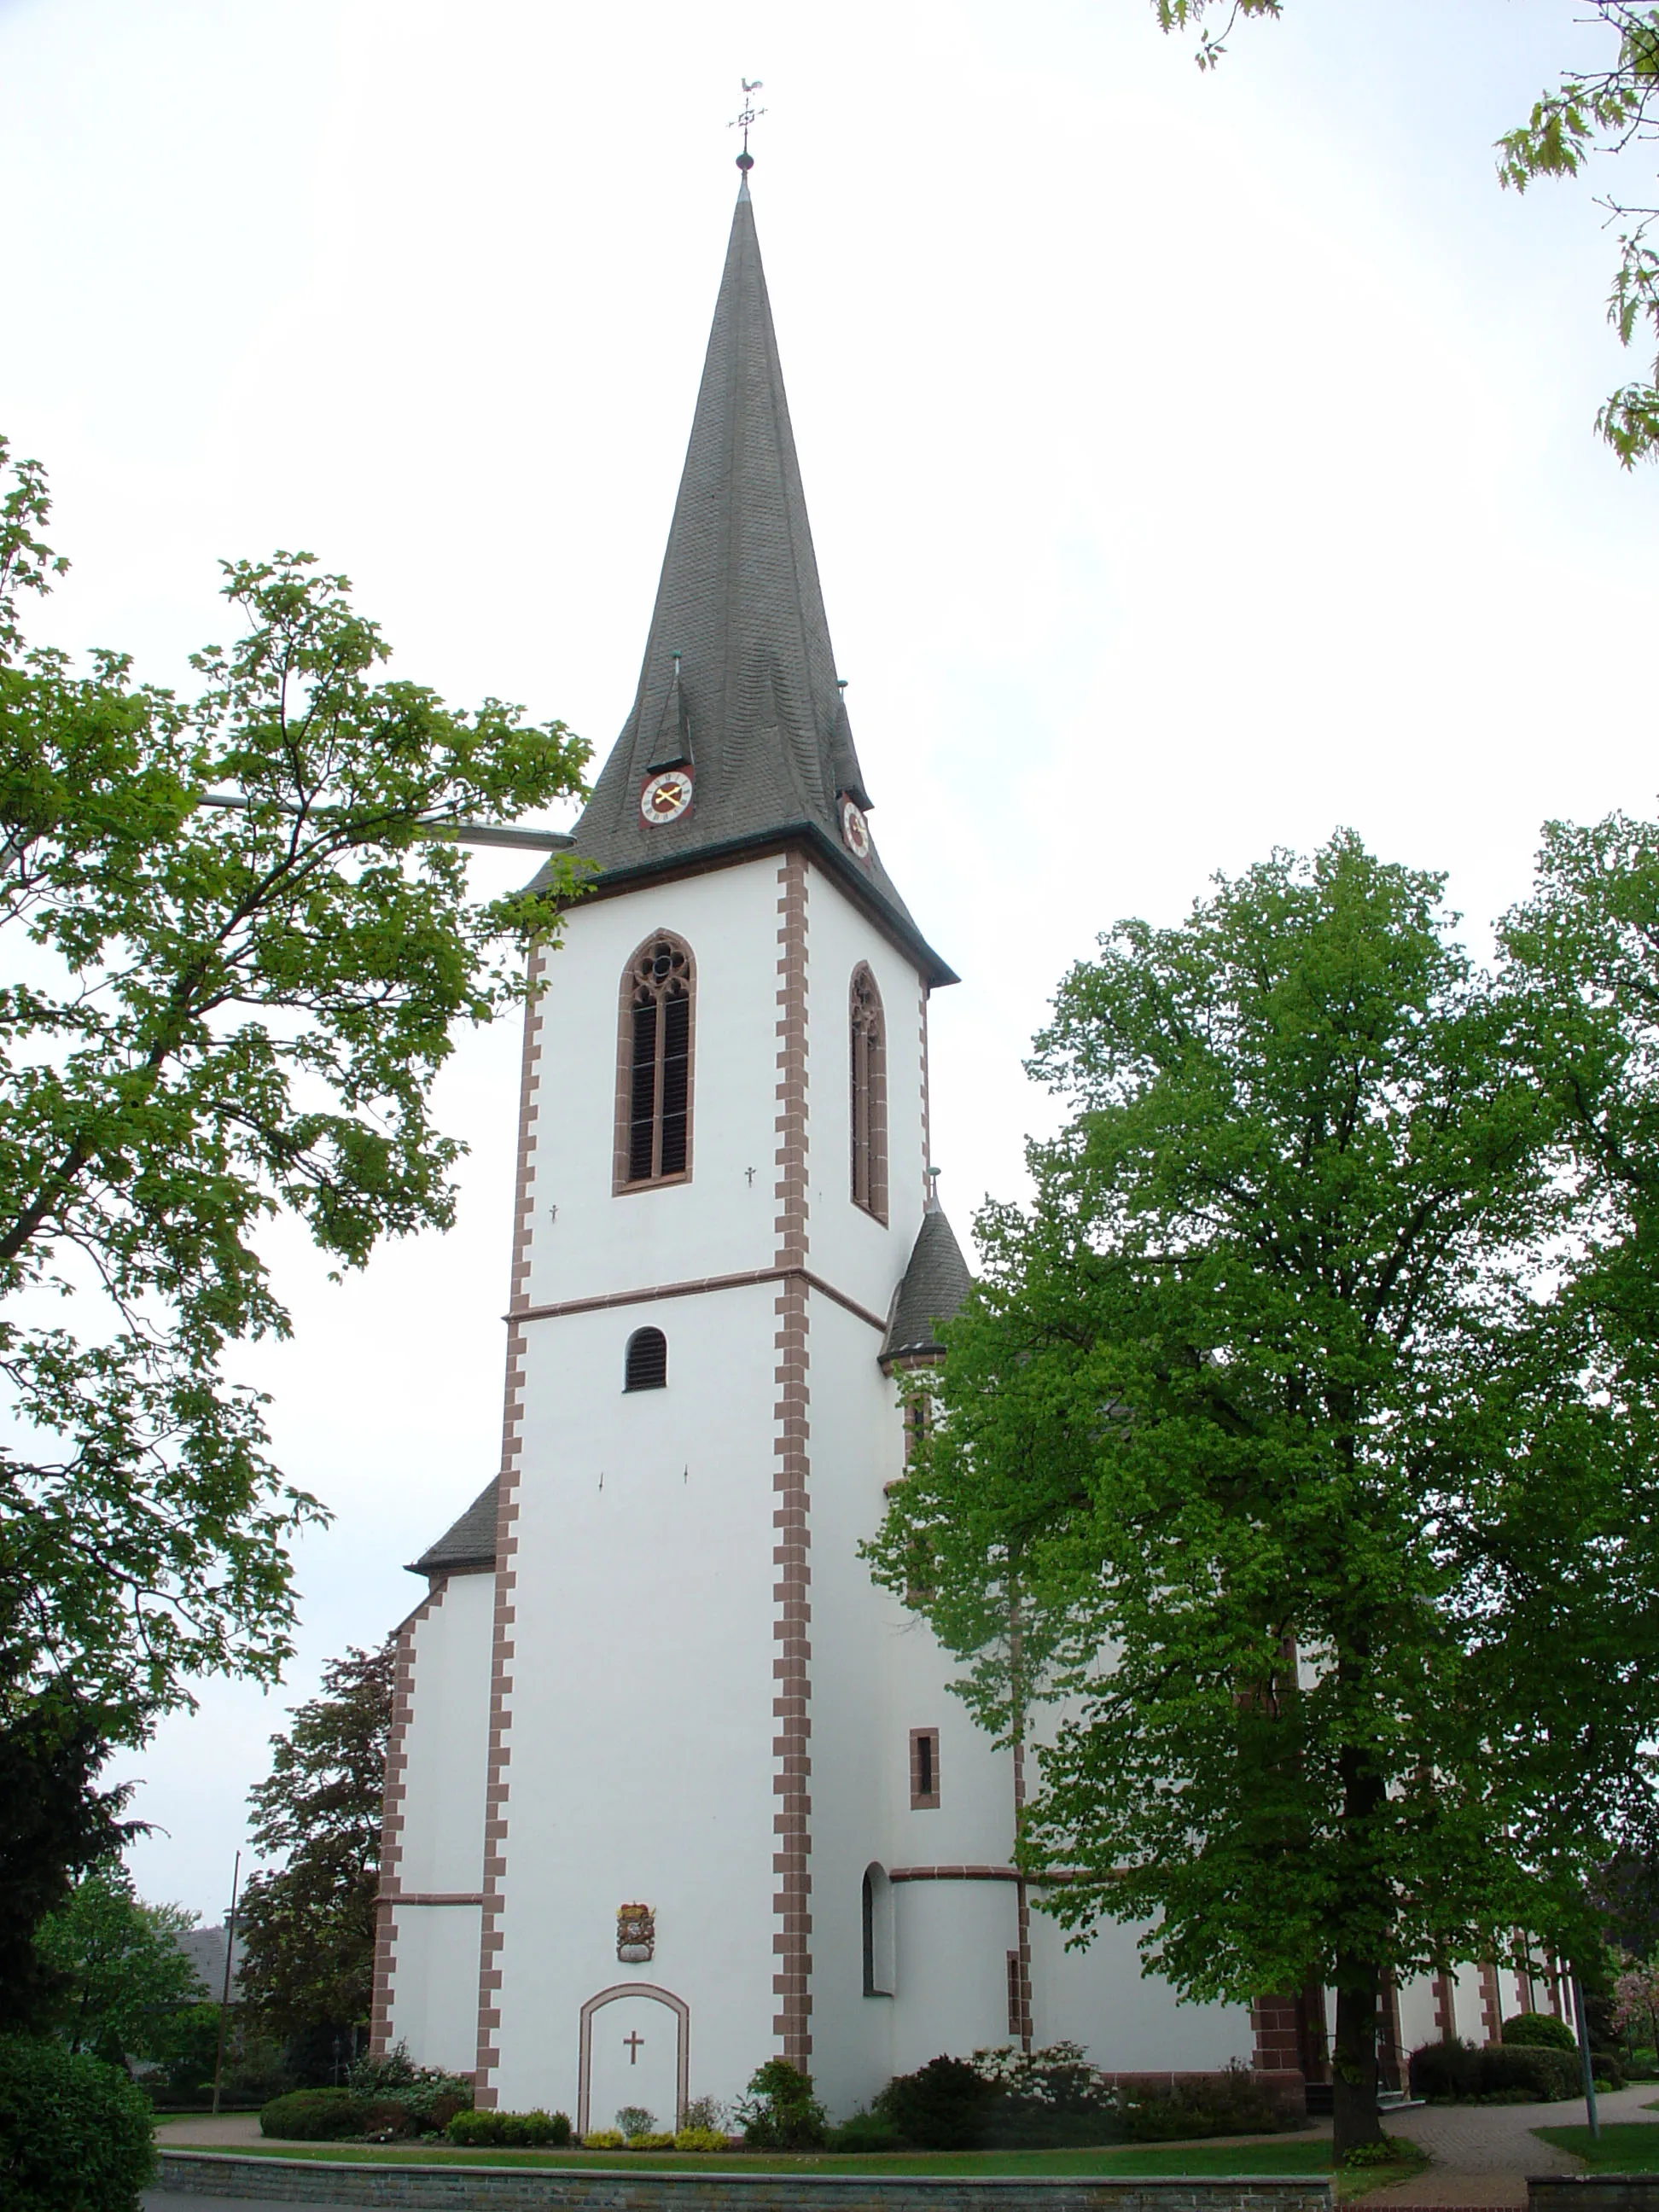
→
(646, 655, 694, 773)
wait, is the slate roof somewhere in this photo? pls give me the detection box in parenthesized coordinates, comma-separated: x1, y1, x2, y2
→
(175, 1923, 244, 2001)
(881, 1207, 975, 1368)
(538, 181, 956, 991)
(408, 1479, 499, 1578)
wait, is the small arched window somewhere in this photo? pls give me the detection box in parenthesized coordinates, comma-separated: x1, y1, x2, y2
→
(617, 933, 694, 1190)
(862, 1863, 894, 1997)
(849, 964, 888, 1225)
(625, 1326, 667, 1392)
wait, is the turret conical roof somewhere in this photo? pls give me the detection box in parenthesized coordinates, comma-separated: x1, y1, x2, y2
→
(551, 182, 954, 988)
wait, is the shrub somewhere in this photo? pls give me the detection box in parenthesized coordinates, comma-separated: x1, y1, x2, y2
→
(1409, 2039, 1580, 2104)
(260, 2087, 369, 2139)
(875, 2055, 997, 2150)
(629, 2132, 677, 2150)
(445, 2107, 570, 2146)
(0, 2034, 156, 2212)
(1503, 2011, 1578, 2052)
(680, 2094, 729, 2133)
(674, 2126, 731, 2151)
(1480, 2045, 1580, 2101)
(343, 2051, 473, 2134)
(1592, 2051, 1626, 2091)
(737, 2058, 829, 2150)
(1344, 2138, 1406, 2168)
(1125, 2063, 1295, 2140)
(583, 2128, 626, 2148)
(826, 2110, 902, 2152)
(975, 2041, 1107, 2116)
(1410, 2039, 1480, 2101)
(364, 2098, 416, 2140)
(615, 2104, 657, 2139)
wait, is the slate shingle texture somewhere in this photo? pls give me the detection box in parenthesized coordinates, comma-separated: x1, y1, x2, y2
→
(408, 1479, 498, 1578)
(882, 1207, 975, 1366)
(532, 182, 954, 990)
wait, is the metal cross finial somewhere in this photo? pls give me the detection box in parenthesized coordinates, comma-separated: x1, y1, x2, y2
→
(731, 78, 765, 173)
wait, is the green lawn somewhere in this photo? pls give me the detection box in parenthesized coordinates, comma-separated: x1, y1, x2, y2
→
(1534, 2122, 1659, 2173)
(169, 2134, 1334, 2180)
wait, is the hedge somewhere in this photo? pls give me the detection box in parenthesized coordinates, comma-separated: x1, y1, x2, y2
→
(446, 2108, 571, 2147)
(0, 2034, 156, 2212)
(1409, 2039, 1581, 2102)
(260, 2087, 370, 2139)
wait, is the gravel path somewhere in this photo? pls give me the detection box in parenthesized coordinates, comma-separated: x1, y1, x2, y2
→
(154, 2112, 265, 2147)
(1358, 2080, 1658, 2207)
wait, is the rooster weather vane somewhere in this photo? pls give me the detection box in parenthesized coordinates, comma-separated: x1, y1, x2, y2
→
(730, 78, 765, 173)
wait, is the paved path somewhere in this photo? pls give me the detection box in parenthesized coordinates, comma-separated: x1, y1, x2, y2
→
(155, 2112, 267, 2147)
(1359, 2081, 1658, 2207)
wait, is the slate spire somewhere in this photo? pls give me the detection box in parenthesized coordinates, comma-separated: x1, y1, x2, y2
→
(558, 181, 952, 987)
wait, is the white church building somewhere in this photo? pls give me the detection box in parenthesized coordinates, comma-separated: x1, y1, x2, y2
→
(369, 175, 1560, 2128)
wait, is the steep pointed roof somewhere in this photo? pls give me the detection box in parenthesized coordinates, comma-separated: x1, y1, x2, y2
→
(550, 182, 955, 989)
(881, 1205, 975, 1369)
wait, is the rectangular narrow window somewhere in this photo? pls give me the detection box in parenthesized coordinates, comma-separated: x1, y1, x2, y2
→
(849, 965, 888, 1224)
(629, 1001, 659, 1180)
(660, 992, 690, 1175)
(1007, 1952, 1023, 2039)
(909, 1726, 940, 1811)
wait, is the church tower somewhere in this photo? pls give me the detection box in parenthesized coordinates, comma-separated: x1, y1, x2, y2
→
(373, 172, 1259, 2128)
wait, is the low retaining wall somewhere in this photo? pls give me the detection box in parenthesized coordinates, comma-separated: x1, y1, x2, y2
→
(155, 2151, 1332, 2212)
(1531, 2183, 1659, 2212)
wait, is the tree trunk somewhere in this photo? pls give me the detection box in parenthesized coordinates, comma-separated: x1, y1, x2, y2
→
(1332, 1954, 1384, 2162)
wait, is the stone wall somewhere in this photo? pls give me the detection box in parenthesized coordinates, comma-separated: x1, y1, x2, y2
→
(1531, 2183, 1659, 2212)
(156, 2151, 1333, 2212)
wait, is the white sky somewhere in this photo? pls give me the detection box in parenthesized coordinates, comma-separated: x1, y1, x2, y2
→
(3, 0, 1656, 1921)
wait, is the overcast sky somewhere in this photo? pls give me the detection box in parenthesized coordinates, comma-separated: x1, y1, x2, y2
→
(4, 0, 1656, 1921)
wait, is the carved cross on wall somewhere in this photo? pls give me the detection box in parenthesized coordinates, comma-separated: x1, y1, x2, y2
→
(625, 2032, 644, 2064)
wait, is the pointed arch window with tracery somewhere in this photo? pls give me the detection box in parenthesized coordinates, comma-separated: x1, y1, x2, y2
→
(850, 963, 888, 1225)
(616, 933, 695, 1190)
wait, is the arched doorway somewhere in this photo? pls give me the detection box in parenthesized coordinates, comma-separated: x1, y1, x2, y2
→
(577, 1982, 690, 2138)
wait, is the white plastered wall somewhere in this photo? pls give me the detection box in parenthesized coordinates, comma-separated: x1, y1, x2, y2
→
(521, 859, 791, 1311)
(385, 1569, 494, 2074)
(489, 1284, 783, 2117)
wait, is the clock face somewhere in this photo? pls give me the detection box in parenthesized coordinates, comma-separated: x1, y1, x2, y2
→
(640, 769, 693, 826)
(840, 795, 871, 860)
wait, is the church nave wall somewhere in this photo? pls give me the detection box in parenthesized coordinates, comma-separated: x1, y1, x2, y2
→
(392, 1569, 494, 1898)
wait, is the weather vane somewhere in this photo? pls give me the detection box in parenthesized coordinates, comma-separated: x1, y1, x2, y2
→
(730, 78, 765, 174)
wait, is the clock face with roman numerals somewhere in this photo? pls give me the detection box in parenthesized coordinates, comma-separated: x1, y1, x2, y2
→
(840, 795, 871, 861)
(640, 769, 694, 826)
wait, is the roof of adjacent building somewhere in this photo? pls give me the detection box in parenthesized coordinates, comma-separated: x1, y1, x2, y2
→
(408, 1480, 499, 1578)
(881, 1206, 975, 1367)
(535, 180, 955, 990)
(175, 1923, 244, 2001)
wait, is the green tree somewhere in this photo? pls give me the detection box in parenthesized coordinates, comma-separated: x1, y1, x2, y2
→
(869, 834, 1656, 2155)
(0, 440, 588, 1730)
(35, 1865, 200, 2063)
(1151, 3, 1659, 465)
(236, 1643, 392, 2049)
(0, 1676, 135, 2033)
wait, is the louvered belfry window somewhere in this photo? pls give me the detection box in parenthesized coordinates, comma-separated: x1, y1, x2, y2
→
(620, 934, 694, 1187)
(849, 963, 888, 1225)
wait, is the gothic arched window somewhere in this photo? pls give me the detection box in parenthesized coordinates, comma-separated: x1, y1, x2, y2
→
(625, 1326, 668, 1392)
(617, 933, 695, 1190)
(849, 963, 888, 1225)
